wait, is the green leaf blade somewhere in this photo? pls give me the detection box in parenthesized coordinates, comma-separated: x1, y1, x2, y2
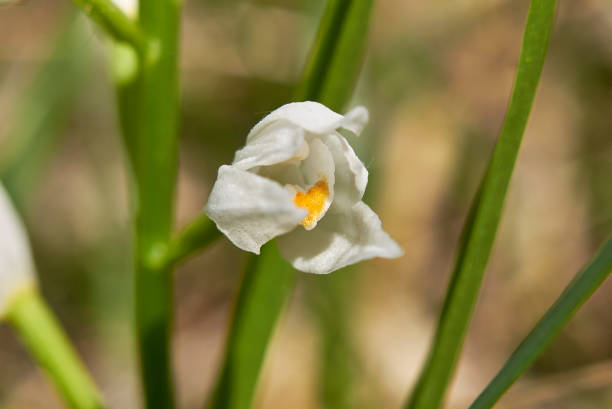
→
(468, 237, 612, 409)
(405, 1, 558, 409)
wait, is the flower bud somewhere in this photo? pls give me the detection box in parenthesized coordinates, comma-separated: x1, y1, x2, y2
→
(0, 185, 37, 317)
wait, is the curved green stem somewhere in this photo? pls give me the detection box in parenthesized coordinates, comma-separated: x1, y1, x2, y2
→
(405, 1, 557, 408)
(70, 0, 145, 51)
(6, 286, 105, 409)
(163, 214, 221, 269)
(469, 236, 612, 409)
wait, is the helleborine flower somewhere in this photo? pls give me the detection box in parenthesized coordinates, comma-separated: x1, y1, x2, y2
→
(0, 185, 37, 316)
(205, 101, 403, 274)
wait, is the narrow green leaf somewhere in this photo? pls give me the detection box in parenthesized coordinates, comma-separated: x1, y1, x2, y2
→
(405, 1, 557, 409)
(206, 242, 295, 409)
(6, 287, 105, 409)
(469, 236, 612, 409)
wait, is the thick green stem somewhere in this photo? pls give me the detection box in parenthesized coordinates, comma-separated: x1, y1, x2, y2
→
(6, 286, 105, 409)
(124, 1, 181, 408)
(469, 236, 612, 409)
(71, 0, 145, 51)
(405, 1, 557, 408)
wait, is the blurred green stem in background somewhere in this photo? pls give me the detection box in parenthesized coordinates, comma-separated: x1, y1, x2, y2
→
(206, 1, 375, 409)
(6, 286, 105, 409)
(405, 1, 557, 409)
(0, 15, 87, 206)
(70, 0, 145, 51)
(468, 236, 612, 409)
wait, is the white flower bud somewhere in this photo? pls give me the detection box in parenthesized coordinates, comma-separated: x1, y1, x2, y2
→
(0, 185, 37, 317)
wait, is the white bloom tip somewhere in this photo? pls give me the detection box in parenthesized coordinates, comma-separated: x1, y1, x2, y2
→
(0, 185, 37, 317)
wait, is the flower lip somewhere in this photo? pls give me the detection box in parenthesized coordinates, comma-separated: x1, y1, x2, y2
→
(291, 177, 330, 230)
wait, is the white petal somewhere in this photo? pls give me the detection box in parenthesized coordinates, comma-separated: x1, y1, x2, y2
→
(247, 102, 369, 141)
(0, 185, 36, 316)
(232, 121, 305, 171)
(277, 201, 403, 274)
(292, 138, 335, 230)
(204, 165, 306, 254)
(322, 132, 368, 207)
(113, 0, 138, 17)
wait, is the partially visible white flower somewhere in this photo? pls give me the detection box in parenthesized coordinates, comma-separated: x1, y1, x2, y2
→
(205, 101, 403, 274)
(113, 0, 137, 18)
(0, 184, 37, 316)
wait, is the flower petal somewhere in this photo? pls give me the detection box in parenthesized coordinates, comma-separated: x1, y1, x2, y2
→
(0, 185, 36, 315)
(247, 102, 369, 141)
(204, 165, 307, 254)
(233, 120, 305, 171)
(277, 201, 403, 274)
(322, 132, 368, 207)
(292, 138, 335, 230)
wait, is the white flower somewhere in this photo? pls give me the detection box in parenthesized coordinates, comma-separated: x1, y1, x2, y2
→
(113, 0, 137, 18)
(0, 184, 37, 316)
(205, 102, 403, 274)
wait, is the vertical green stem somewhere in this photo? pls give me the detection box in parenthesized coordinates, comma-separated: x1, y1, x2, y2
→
(121, 1, 181, 408)
(6, 286, 105, 409)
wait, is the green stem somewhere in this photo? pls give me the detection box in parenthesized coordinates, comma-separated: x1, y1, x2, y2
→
(6, 286, 105, 409)
(468, 236, 612, 409)
(163, 214, 221, 269)
(405, 1, 557, 409)
(71, 0, 145, 51)
(206, 242, 295, 409)
(294, 0, 351, 102)
(126, 1, 181, 408)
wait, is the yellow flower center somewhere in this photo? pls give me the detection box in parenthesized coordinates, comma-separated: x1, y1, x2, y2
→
(293, 179, 329, 228)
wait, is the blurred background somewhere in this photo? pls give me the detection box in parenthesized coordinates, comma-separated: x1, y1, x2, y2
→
(1, 0, 612, 408)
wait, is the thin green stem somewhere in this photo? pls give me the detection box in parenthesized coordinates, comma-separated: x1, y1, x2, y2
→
(163, 214, 221, 269)
(469, 236, 612, 409)
(405, 1, 557, 409)
(6, 286, 105, 409)
(71, 0, 145, 51)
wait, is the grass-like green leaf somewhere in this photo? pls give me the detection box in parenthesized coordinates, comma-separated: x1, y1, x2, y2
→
(405, 1, 557, 409)
(468, 236, 612, 409)
(206, 1, 376, 408)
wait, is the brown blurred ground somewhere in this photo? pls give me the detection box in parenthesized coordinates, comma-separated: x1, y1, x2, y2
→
(1, 0, 612, 408)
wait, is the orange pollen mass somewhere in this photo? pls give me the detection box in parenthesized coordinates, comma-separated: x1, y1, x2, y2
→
(293, 179, 329, 228)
